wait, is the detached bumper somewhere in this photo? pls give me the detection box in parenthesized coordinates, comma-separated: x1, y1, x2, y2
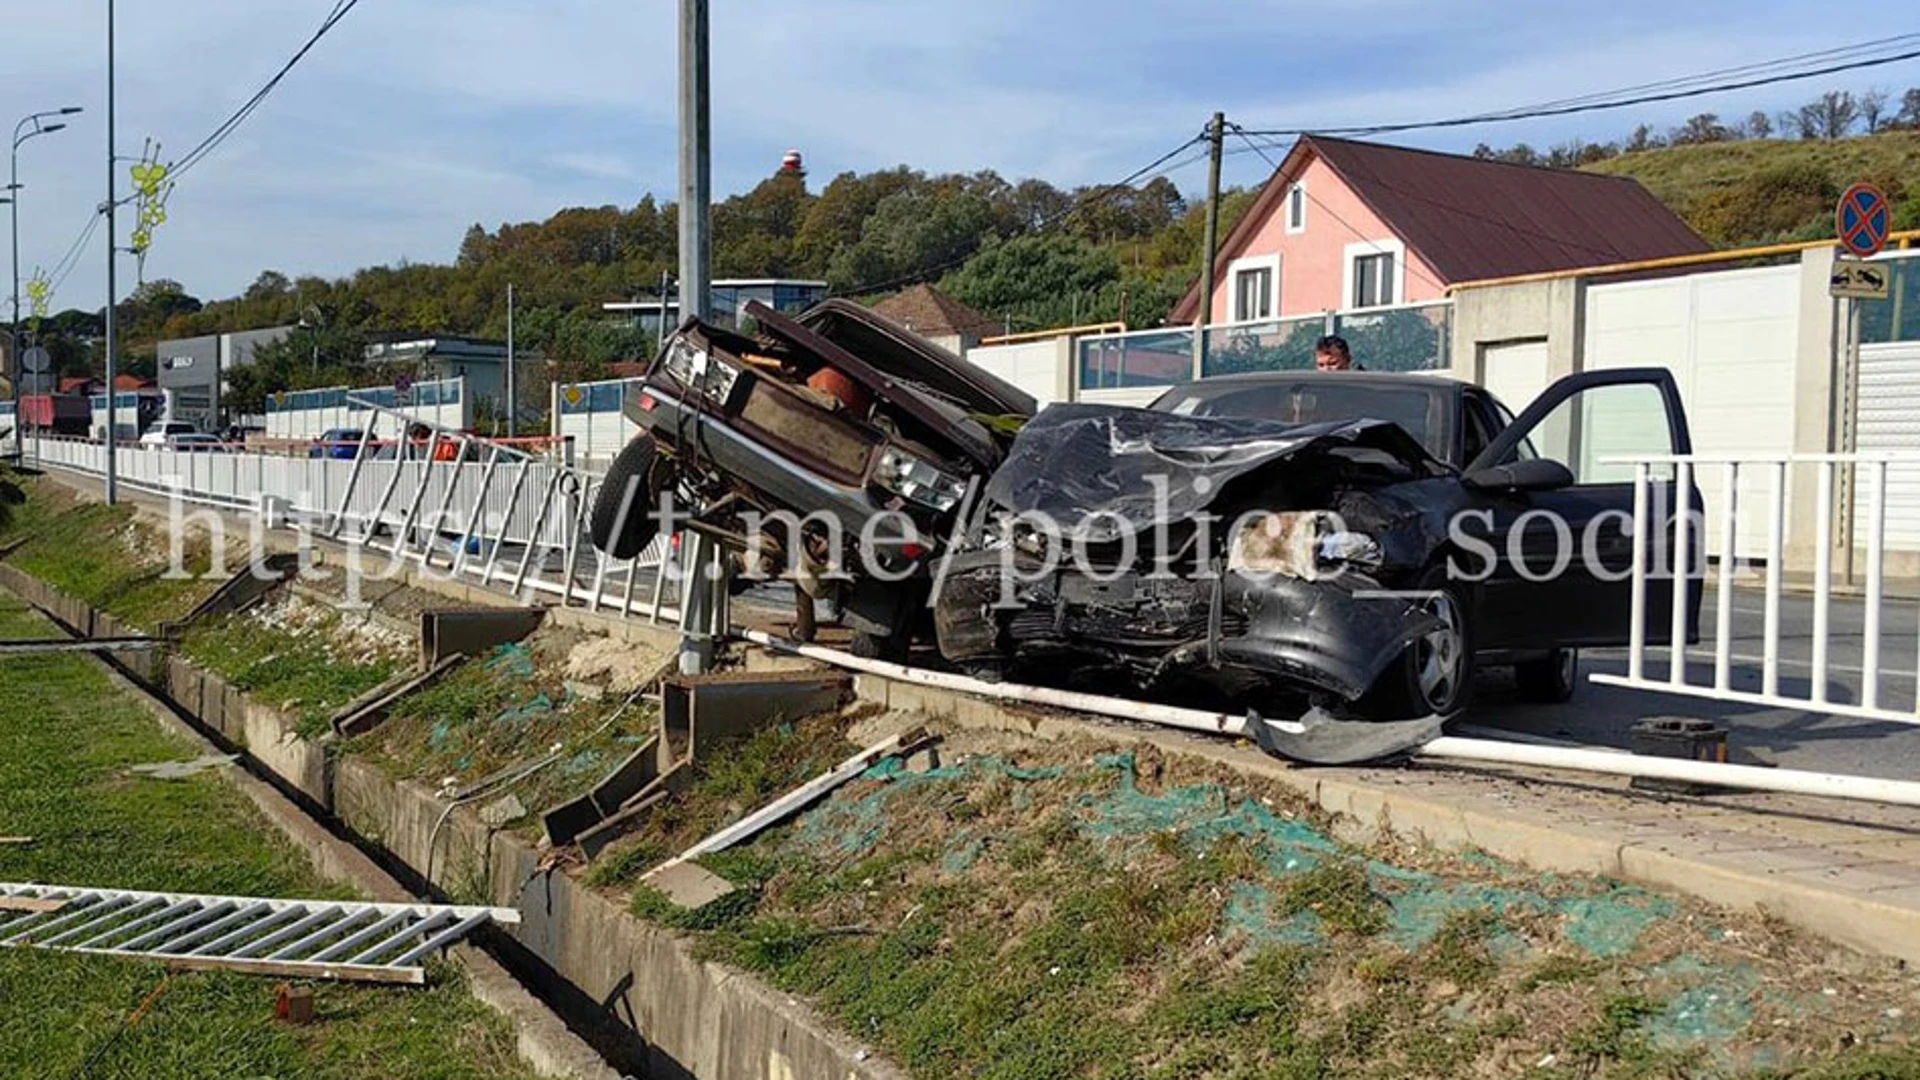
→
(933, 558, 1439, 701)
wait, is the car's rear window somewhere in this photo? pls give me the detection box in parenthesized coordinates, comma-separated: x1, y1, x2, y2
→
(1152, 382, 1445, 459)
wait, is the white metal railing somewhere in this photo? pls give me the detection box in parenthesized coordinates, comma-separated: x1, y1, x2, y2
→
(1594, 452, 1919, 725)
(31, 407, 681, 626)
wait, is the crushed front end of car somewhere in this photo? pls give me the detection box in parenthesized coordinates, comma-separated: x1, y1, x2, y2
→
(933, 403, 1465, 718)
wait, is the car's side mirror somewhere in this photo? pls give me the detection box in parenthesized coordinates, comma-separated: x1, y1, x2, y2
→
(1463, 458, 1575, 493)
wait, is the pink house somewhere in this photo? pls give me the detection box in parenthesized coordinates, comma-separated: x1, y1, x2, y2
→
(1171, 135, 1707, 325)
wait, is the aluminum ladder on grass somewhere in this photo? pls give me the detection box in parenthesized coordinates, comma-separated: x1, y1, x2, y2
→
(0, 883, 519, 985)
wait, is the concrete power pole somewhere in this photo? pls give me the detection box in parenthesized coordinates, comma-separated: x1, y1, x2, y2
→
(505, 282, 515, 438)
(676, 0, 717, 675)
(678, 0, 711, 322)
(1191, 112, 1224, 381)
(102, 0, 118, 504)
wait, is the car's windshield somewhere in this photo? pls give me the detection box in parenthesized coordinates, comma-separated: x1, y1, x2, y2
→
(1151, 381, 1447, 460)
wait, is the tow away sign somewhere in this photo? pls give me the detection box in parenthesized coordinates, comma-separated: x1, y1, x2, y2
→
(1831, 257, 1891, 301)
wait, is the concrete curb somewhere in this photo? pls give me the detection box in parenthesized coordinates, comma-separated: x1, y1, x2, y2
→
(78, 618, 622, 1080)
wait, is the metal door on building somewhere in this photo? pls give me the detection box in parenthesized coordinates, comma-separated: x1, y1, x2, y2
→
(1479, 339, 1550, 415)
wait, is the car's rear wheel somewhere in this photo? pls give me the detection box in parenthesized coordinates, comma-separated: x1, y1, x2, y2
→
(1515, 648, 1578, 703)
(590, 436, 666, 560)
(1355, 570, 1473, 720)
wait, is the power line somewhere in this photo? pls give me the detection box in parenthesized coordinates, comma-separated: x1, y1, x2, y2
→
(1435, 32, 1920, 125)
(837, 129, 1211, 297)
(46, 211, 103, 301)
(168, 0, 366, 182)
(1239, 35, 1920, 138)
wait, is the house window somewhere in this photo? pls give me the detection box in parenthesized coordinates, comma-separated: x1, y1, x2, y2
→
(1233, 267, 1273, 321)
(1286, 183, 1306, 233)
(1352, 251, 1396, 308)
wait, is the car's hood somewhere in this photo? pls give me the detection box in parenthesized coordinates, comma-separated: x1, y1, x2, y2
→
(981, 403, 1447, 541)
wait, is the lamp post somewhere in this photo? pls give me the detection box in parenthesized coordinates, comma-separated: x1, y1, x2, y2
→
(9, 106, 81, 457)
(296, 304, 324, 374)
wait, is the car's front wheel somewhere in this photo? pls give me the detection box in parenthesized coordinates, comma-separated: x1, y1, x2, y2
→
(1515, 648, 1578, 703)
(590, 436, 666, 560)
(1355, 571, 1473, 720)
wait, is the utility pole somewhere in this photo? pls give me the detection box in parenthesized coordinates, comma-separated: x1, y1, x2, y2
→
(102, 0, 118, 504)
(678, 0, 711, 322)
(1191, 111, 1225, 381)
(505, 282, 516, 438)
(677, 0, 715, 676)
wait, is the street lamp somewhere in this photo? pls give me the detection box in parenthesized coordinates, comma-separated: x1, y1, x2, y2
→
(296, 304, 324, 374)
(10, 106, 83, 457)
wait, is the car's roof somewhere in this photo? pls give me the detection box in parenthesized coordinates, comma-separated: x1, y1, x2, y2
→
(1171, 369, 1465, 393)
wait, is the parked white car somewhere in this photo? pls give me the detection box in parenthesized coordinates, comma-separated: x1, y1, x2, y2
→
(138, 421, 199, 448)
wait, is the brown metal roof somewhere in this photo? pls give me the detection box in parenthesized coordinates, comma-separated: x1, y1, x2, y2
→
(1171, 135, 1708, 322)
(871, 283, 1000, 338)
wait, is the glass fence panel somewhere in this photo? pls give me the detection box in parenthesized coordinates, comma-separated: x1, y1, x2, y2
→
(1201, 314, 1329, 378)
(1077, 327, 1194, 391)
(1330, 302, 1453, 373)
(1861, 254, 1920, 345)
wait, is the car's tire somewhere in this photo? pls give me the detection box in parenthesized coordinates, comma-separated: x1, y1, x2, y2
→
(1355, 568, 1474, 721)
(1515, 648, 1578, 704)
(590, 436, 666, 560)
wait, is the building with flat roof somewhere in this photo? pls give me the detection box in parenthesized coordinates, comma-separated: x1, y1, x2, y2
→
(155, 325, 294, 430)
(602, 278, 830, 335)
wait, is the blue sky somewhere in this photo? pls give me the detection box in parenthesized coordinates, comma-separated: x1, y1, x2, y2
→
(6, 0, 1911, 310)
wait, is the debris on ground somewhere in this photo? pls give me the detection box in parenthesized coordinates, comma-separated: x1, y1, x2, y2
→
(350, 627, 661, 838)
(0, 882, 518, 986)
(564, 634, 672, 695)
(127, 753, 239, 780)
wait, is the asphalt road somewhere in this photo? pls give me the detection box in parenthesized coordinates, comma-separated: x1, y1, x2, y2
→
(1471, 584, 1920, 781)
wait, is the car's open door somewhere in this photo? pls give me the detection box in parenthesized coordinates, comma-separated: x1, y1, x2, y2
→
(1464, 367, 1702, 651)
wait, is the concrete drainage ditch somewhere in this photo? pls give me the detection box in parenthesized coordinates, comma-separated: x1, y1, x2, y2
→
(0, 561, 897, 1080)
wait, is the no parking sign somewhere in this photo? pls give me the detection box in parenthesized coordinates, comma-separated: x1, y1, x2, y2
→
(1836, 182, 1892, 259)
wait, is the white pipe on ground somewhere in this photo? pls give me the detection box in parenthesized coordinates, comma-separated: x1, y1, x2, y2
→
(739, 630, 1920, 811)
(1417, 737, 1920, 808)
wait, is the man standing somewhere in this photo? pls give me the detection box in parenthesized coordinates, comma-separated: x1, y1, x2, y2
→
(1314, 335, 1362, 371)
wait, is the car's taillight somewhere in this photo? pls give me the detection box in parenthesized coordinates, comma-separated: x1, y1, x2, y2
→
(636, 392, 658, 412)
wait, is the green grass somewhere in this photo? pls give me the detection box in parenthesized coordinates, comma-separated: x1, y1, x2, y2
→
(1586, 130, 1920, 245)
(0, 593, 538, 1079)
(0, 478, 221, 630)
(587, 715, 857, 889)
(614, 746, 1920, 1080)
(350, 636, 660, 835)
(180, 609, 407, 737)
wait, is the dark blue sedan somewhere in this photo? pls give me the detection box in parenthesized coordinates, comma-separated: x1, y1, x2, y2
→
(309, 428, 366, 460)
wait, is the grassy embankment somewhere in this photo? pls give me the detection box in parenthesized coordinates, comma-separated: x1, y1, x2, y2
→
(0, 476, 406, 733)
(0, 592, 536, 1078)
(596, 724, 1920, 1080)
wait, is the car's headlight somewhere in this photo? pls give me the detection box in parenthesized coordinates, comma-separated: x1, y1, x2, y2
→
(661, 340, 740, 404)
(873, 446, 969, 513)
(1227, 511, 1380, 580)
